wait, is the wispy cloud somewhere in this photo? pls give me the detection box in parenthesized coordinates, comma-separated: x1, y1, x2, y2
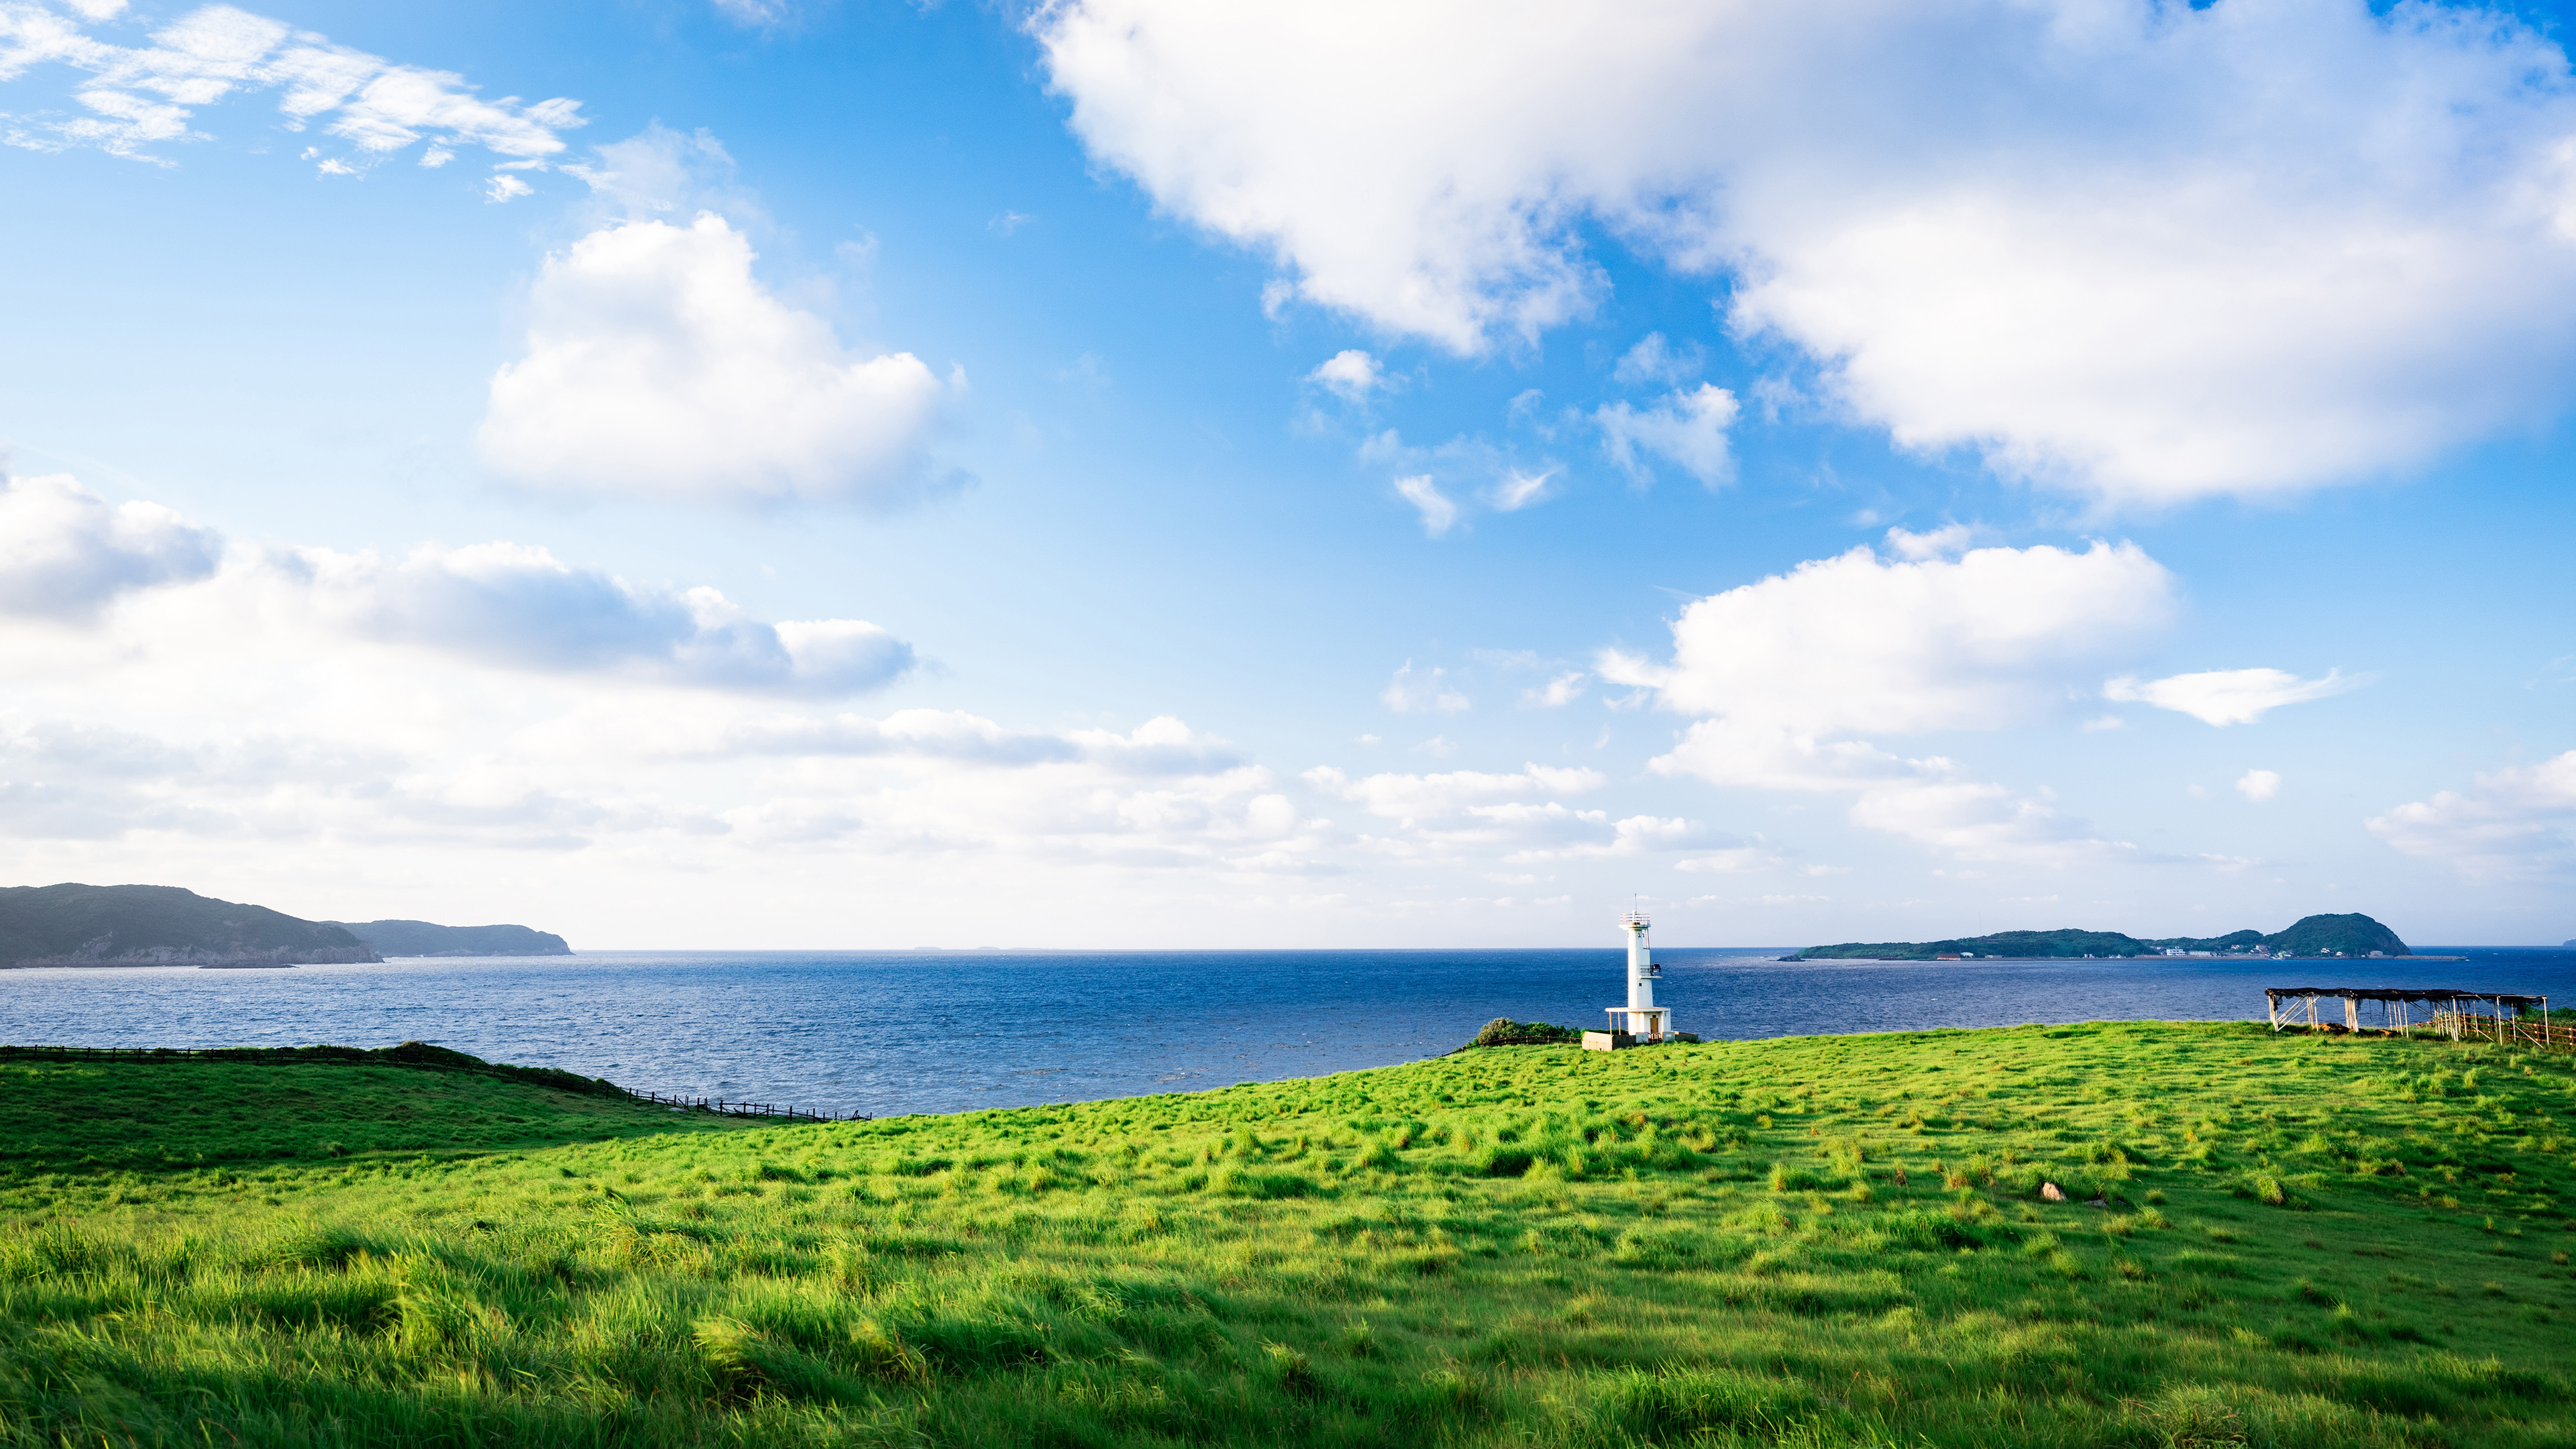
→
(1596, 383, 1739, 488)
(1485, 467, 1556, 512)
(1379, 660, 1468, 714)
(1392, 474, 1457, 537)
(2104, 667, 2363, 727)
(1, 1, 583, 184)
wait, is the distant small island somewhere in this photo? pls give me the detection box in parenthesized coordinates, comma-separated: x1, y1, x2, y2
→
(1785, 912, 2409, 962)
(0, 883, 570, 968)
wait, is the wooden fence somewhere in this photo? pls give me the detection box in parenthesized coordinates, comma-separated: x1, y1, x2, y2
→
(625, 1088, 859, 1122)
(2270, 1013, 2576, 1053)
(2429, 1011, 2576, 1053)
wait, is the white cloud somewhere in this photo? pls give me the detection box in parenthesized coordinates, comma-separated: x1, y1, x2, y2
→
(1595, 383, 1739, 488)
(1845, 779, 2127, 867)
(1674, 845, 1786, 874)
(2104, 667, 2363, 726)
(288, 542, 913, 695)
(1302, 761, 1603, 821)
(1, 3, 582, 172)
(1379, 659, 1468, 714)
(1607, 538, 2176, 863)
(1392, 474, 1458, 537)
(1520, 670, 1586, 708)
(1485, 467, 1556, 512)
(634, 710, 1255, 784)
(1035, 0, 2576, 504)
(1308, 348, 1385, 400)
(2236, 769, 2282, 802)
(0, 472, 221, 621)
(478, 214, 955, 505)
(2368, 751, 2576, 881)
(563, 123, 749, 220)
(1883, 523, 1974, 560)
(1605, 539, 2174, 735)
(712, 0, 790, 24)
(1611, 332, 1703, 386)
(0, 494, 1350, 903)
(0, 476, 910, 696)
(483, 172, 531, 203)
(1503, 812, 1733, 863)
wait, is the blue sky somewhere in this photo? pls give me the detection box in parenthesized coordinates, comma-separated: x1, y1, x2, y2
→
(3, 0, 2574, 949)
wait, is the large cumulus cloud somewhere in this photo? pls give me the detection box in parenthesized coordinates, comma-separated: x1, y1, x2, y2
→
(478, 214, 957, 506)
(1038, 0, 2576, 503)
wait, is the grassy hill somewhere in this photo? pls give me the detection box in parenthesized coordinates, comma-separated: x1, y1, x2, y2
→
(1, 1022, 2570, 1447)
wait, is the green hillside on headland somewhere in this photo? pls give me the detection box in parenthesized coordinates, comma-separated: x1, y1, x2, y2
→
(0, 884, 378, 968)
(1789, 911, 2412, 961)
(3, 1022, 2571, 1448)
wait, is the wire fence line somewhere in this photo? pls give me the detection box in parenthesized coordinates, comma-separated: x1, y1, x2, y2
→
(0, 1043, 865, 1123)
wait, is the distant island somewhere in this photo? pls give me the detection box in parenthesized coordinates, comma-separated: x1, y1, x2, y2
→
(0, 883, 380, 968)
(0, 883, 570, 967)
(325, 920, 572, 957)
(1785, 912, 2409, 962)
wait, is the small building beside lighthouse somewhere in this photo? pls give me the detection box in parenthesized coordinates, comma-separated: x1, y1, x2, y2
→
(1586, 908, 1675, 1049)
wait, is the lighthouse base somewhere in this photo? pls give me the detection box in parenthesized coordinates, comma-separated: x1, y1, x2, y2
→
(1603, 1006, 1673, 1043)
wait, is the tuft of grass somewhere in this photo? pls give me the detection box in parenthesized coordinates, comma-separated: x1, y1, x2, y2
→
(0, 1020, 2569, 1447)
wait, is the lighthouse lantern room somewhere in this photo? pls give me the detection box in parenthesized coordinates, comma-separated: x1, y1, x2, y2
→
(1588, 909, 1673, 1049)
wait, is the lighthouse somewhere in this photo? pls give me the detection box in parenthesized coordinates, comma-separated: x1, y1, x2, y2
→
(1589, 908, 1673, 1049)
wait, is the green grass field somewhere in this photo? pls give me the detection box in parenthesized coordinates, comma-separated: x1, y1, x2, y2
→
(3, 1020, 2571, 1448)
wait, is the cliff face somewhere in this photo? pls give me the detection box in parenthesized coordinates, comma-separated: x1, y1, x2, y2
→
(0, 883, 381, 968)
(330, 920, 572, 957)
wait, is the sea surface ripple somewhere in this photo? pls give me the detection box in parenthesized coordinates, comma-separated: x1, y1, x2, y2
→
(5, 947, 2571, 1118)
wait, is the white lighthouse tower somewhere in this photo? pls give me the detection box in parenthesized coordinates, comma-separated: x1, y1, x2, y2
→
(1591, 907, 1672, 1048)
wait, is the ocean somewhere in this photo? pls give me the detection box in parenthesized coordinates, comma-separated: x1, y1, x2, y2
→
(3, 947, 2571, 1119)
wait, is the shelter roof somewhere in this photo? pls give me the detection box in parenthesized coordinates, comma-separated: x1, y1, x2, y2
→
(2265, 986, 2543, 1007)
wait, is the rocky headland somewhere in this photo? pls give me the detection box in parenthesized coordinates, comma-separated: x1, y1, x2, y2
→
(0, 883, 379, 968)
(1, 883, 574, 967)
(325, 920, 572, 957)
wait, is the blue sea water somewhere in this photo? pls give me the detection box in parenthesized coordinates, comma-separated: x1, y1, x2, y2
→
(3, 947, 2571, 1119)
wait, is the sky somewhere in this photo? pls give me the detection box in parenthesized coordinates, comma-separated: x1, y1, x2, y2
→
(3, 0, 2575, 950)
